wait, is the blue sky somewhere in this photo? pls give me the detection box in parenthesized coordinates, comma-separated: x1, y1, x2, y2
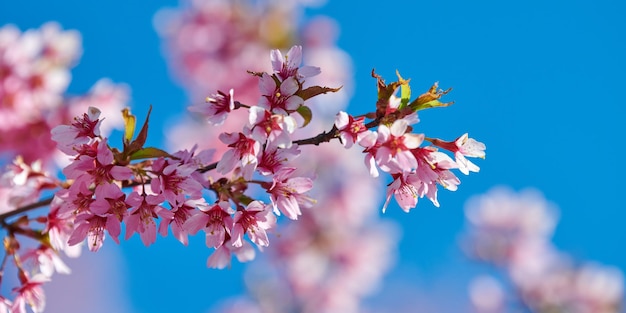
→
(2, 0, 625, 312)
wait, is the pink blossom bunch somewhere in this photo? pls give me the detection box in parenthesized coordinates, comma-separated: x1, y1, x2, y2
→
(334, 78, 486, 213)
(45, 45, 332, 273)
(464, 188, 624, 313)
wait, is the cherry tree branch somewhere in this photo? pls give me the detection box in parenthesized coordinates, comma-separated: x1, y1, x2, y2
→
(0, 113, 381, 224)
(0, 197, 53, 222)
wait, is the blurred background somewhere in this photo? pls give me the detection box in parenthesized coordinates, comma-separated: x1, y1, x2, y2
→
(1, 0, 625, 312)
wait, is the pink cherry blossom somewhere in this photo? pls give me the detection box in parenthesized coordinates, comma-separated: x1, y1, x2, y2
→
(374, 119, 423, 173)
(184, 201, 234, 248)
(257, 74, 303, 114)
(382, 173, 420, 213)
(124, 192, 173, 247)
(68, 212, 109, 252)
(90, 183, 130, 242)
(170, 145, 215, 189)
(21, 245, 71, 277)
(189, 88, 235, 125)
(248, 106, 296, 148)
(334, 111, 368, 149)
(266, 167, 314, 220)
(50, 106, 101, 155)
(66, 79, 129, 136)
(62, 139, 132, 185)
(57, 181, 93, 217)
(12, 273, 49, 313)
(150, 157, 203, 203)
(43, 196, 81, 257)
(257, 144, 300, 176)
(216, 132, 261, 179)
(412, 147, 460, 207)
(270, 45, 320, 82)
(431, 133, 486, 175)
(231, 201, 276, 248)
(159, 198, 208, 246)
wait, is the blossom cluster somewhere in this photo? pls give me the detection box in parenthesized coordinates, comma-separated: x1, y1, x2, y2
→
(464, 188, 624, 313)
(333, 75, 485, 212)
(48, 46, 336, 270)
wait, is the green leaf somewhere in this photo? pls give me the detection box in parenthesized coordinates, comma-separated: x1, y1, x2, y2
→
(408, 83, 454, 112)
(297, 85, 342, 101)
(296, 105, 313, 128)
(411, 99, 454, 111)
(398, 71, 411, 109)
(129, 147, 172, 160)
(121, 108, 136, 145)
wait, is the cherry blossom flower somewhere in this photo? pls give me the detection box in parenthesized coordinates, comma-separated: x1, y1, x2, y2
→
(368, 119, 423, 174)
(50, 106, 101, 155)
(12, 273, 49, 313)
(334, 111, 368, 149)
(67, 79, 129, 136)
(159, 198, 208, 246)
(359, 130, 380, 177)
(257, 144, 300, 176)
(382, 173, 421, 213)
(150, 157, 203, 203)
(231, 201, 276, 248)
(266, 167, 314, 220)
(170, 145, 215, 189)
(258, 74, 303, 114)
(0, 23, 92, 165)
(412, 147, 460, 207)
(62, 139, 132, 186)
(57, 181, 93, 217)
(270, 45, 320, 82)
(43, 196, 81, 257)
(124, 192, 173, 247)
(248, 106, 297, 148)
(67, 212, 109, 252)
(89, 183, 130, 242)
(21, 245, 71, 277)
(216, 132, 261, 179)
(430, 133, 486, 175)
(184, 201, 235, 249)
(189, 88, 235, 125)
